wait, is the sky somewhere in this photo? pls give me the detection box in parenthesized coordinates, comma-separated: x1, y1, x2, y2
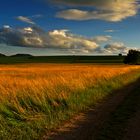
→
(0, 0, 140, 55)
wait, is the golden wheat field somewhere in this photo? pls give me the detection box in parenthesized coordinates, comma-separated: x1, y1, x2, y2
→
(0, 63, 139, 102)
(0, 63, 140, 139)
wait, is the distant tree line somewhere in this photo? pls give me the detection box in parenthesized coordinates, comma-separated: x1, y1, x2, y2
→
(124, 50, 140, 65)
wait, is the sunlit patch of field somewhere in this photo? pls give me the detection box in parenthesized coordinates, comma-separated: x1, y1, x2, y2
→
(0, 63, 140, 139)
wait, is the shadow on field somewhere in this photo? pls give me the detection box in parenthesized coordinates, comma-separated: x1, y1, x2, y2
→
(44, 78, 140, 140)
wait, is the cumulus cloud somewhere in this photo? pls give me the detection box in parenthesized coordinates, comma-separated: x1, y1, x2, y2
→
(103, 42, 128, 54)
(0, 25, 136, 54)
(67, 42, 131, 54)
(0, 26, 100, 53)
(52, 0, 138, 9)
(47, 30, 99, 50)
(16, 16, 35, 24)
(91, 35, 111, 43)
(0, 26, 45, 47)
(55, 0, 139, 22)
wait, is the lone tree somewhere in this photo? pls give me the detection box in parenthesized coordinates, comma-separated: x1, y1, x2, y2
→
(118, 53, 122, 56)
(124, 50, 140, 64)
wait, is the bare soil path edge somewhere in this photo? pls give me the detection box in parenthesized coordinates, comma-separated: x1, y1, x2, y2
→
(43, 78, 140, 140)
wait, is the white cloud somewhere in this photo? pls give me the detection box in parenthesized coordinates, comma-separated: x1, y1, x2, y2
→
(0, 26, 99, 53)
(105, 30, 115, 33)
(0, 25, 138, 54)
(16, 16, 35, 24)
(52, 0, 139, 10)
(22, 27, 33, 34)
(91, 35, 111, 43)
(3, 25, 10, 29)
(55, 0, 139, 22)
(47, 30, 99, 51)
(0, 26, 44, 47)
(103, 42, 128, 54)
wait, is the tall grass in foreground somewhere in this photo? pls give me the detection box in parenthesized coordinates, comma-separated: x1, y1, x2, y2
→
(0, 64, 140, 140)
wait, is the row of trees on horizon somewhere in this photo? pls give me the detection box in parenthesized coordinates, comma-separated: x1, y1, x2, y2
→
(0, 49, 140, 65)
